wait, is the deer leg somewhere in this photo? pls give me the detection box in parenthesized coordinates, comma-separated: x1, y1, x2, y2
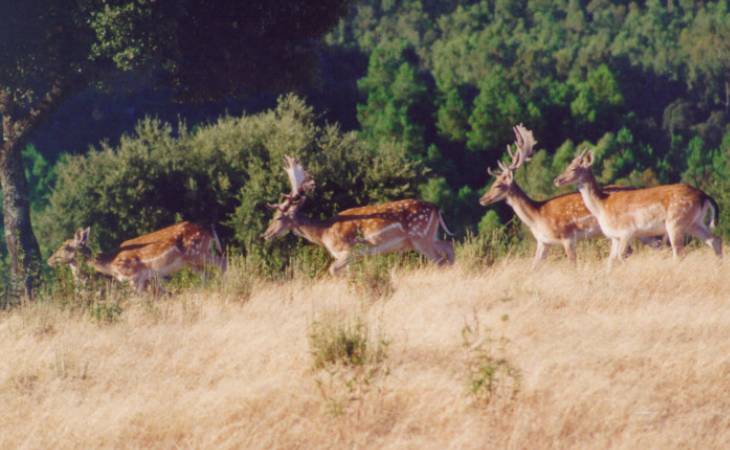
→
(616, 238, 630, 262)
(434, 240, 455, 265)
(140, 272, 166, 297)
(689, 224, 723, 257)
(202, 254, 228, 275)
(328, 249, 354, 277)
(131, 274, 149, 294)
(561, 239, 576, 264)
(666, 225, 685, 259)
(532, 241, 548, 268)
(328, 257, 350, 277)
(607, 238, 620, 269)
(412, 238, 444, 265)
(152, 273, 170, 297)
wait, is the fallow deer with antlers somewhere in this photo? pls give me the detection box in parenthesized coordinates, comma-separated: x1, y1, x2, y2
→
(480, 124, 662, 266)
(48, 221, 227, 293)
(554, 149, 721, 265)
(262, 156, 454, 275)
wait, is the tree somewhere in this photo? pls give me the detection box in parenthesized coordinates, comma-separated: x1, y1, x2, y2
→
(680, 1, 730, 111)
(356, 41, 432, 158)
(466, 66, 527, 152)
(0, 0, 347, 299)
(569, 64, 624, 129)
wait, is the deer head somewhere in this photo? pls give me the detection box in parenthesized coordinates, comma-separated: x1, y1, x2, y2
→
(48, 227, 93, 283)
(479, 124, 537, 206)
(262, 155, 315, 241)
(554, 148, 594, 187)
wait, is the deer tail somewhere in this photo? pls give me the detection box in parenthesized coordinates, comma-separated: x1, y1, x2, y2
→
(704, 194, 719, 229)
(438, 210, 454, 236)
(211, 225, 227, 273)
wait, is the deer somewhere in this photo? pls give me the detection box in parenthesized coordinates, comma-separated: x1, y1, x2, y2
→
(480, 124, 663, 266)
(554, 149, 722, 265)
(47, 221, 227, 294)
(262, 155, 454, 275)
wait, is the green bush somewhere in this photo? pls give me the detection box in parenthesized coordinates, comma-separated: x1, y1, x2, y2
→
(462, 317, 521, 405)
(39, 94, 422, 275)
(308, 313, 389, 370)
(308, 311, 390, 417)
(458, 217, 526, 271)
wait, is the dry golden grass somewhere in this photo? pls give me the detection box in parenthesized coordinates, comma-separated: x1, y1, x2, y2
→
(2, 249, 730, 449)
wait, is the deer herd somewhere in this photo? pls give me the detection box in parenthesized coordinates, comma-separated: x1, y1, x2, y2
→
(48, 124, 722, 294)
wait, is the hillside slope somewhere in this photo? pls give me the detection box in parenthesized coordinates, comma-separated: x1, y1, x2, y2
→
(2, 251, 729, 449)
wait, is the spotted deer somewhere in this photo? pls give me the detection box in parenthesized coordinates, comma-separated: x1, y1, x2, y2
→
(554, 149, 722, 265)
(262, 156, 454, 275)
(480, 124, 662, 266)
(47, 221, 227, 293)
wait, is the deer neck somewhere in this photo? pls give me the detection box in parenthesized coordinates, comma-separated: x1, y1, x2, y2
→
(292, 214, 328, 247)
(505, 184, 541, 227)
(575, 173, 607, 219)
(81, 253, 117, 278)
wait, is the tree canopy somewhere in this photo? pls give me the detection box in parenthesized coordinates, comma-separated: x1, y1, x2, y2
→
(0, 0, 348, 299)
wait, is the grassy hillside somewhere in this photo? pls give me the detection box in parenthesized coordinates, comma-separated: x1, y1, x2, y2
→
(1, 250, 729, 449)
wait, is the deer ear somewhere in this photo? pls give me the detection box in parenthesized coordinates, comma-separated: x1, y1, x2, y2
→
(74, 227, 90, 245)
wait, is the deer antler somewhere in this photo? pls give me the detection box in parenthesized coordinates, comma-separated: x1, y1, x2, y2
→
(507, 123, 537, 170)
(283, 155, 315, 197)
(486, 124, 538, 177)
(270, 155, 315, 213)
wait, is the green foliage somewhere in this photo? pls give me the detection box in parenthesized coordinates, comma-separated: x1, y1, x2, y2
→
(39, 95, 422, 275)
(462, 316, 521, 404)
(23, 145, 57, 215)
(357, 41, 432, 158)
(308, 314, 389, 370)
(88, 299, 124, 325)
(457, 220, 525, 272)
(569, 65, 624, 126)
(467, 67, 530, 152)
(478, 210, 503, 236)
(683, 131, 730, 238)
(309, 310, 390, 417)
(679, 2, 730, 105)
(335, 0, 730, 206)
(436, 86, 470, 142)
(346, 252, 420, 300)
(419, 177, 456, 212)
(683, 136, 714, 188)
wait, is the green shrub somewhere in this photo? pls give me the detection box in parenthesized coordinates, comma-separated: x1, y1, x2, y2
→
(216, 254, 259, 304)
(457, 218, 525, 271)
(308, 311, 390, 417)
(346, 251, 421, 300)
(88, 299, 124, 324)
(39, 94, 422, 276)
(308, 314, 388, 370)
(462, 318, 520, 405)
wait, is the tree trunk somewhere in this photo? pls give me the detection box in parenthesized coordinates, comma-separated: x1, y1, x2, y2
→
(0, 139, 42, 300)
(0, 83, 67, 302)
